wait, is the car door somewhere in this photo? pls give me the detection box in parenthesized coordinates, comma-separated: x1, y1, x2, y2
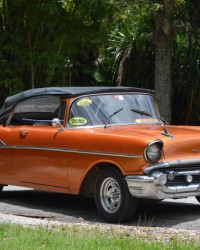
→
(15, 125, 69, 189)
(0, 126, 19, 184)
(9, 95, 69, 190)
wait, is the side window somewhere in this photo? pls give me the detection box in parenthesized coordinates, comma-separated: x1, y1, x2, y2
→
(8, 96, 60, 126)
(58, 101, 66, 125)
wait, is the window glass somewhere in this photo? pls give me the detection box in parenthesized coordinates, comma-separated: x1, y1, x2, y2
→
(69, 94, 161, 127)
(14, 96, 60, 113)
(10, 96, 61, 126)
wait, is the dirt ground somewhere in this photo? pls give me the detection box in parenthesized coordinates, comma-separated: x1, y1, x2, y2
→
(1, 185, 200, 242)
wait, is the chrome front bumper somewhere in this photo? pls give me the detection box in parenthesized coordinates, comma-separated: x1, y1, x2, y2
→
(125, 174, 200, 200)
(126, 159, 200, 200)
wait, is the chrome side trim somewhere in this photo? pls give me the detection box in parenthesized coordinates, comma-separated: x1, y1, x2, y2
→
(144, 158, 200, 174)
(16, 146, 67, 152)
(5, 145, 141, 159)
(67, 149, 142, 158)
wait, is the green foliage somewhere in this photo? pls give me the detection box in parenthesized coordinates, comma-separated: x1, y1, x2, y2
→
(176, 0, 185, 6)
(0, 0, 112, 101)
(0, 223, 200, 250)
(151, 3, 164, 12)
(101, 0, 154, 87)
(0, 0, 199, 124)
(0, 0, 70, 96)
(172, 0, 200, 124)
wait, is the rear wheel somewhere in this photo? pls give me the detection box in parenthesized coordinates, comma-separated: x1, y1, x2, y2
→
(94, 169, 138, 223)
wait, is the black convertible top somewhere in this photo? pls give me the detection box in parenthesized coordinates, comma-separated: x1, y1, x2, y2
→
(0, 86, 155, 121)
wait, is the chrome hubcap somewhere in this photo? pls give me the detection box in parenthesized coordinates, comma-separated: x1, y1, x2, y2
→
(100, 177, 121, 213)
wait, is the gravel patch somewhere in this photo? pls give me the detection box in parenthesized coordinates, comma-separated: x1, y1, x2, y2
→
(0, 212, 200, 242)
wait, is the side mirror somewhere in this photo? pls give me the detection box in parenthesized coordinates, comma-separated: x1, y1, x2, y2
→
(52, 118, 65, 131)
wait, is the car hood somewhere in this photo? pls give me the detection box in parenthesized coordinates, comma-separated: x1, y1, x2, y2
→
(160, 125, 200, 162)
(106, 124, 200, 162)
(106, 124, 165, 139)
(106, 124, 200, 137)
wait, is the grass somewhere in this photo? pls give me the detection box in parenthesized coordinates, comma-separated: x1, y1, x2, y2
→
(0, 223, 199, 250)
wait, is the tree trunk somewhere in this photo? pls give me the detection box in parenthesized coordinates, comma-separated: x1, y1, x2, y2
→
(48, 41, 63, 85)
(28, 32, 34, 89)
(116, 44, 133, 86)
(154, 36, 172, 123)
(152, 1, 173, 123)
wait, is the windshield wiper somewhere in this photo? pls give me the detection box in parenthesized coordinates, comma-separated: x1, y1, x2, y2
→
(104, 108, 123, 129)
(131, 108, 152, 117)
(160, 117, 168, 125)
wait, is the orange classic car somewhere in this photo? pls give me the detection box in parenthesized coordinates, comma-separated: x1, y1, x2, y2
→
(0, 86, 200, 222)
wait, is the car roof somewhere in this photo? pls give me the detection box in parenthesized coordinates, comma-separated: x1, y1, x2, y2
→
(0, 86, 155, 121)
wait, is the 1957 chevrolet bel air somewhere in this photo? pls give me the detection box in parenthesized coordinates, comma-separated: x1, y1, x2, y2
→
(0, 86, 200, 222)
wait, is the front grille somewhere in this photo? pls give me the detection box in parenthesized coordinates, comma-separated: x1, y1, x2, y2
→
(167, 175, 200, 185)
(157, 165, 200, 173)
(149, 164, 200, 185)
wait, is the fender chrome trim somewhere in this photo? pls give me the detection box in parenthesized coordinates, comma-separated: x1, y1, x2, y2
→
(144, 158, 200, 174)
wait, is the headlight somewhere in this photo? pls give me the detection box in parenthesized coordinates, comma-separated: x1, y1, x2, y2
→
(144, 141, 163, 162)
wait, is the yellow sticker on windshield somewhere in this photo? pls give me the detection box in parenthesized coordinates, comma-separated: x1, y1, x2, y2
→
(69, 117, 88, 126)
(77, 98, 92, 107)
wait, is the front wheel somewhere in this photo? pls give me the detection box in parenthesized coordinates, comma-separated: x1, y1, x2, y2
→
(94, 169, 138, 223)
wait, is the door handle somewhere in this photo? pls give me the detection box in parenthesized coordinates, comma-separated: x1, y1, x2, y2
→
(19, 130, 29, 137)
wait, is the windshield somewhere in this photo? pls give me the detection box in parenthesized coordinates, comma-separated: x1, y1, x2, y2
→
(68, 93, 161, 127)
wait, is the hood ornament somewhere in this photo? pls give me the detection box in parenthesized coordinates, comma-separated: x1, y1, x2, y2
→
(161, 128, 174, 140)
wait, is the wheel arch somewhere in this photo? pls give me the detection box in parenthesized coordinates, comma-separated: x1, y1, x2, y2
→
(79, 162, 123, 197)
